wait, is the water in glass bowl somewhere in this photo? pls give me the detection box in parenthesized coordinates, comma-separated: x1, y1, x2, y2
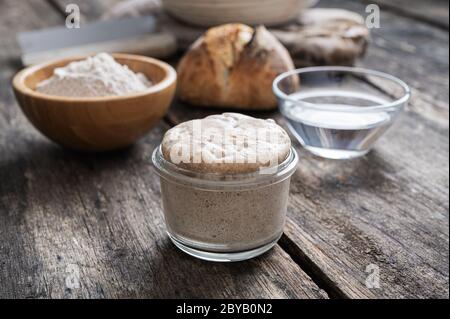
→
(282, 90, 394, 159)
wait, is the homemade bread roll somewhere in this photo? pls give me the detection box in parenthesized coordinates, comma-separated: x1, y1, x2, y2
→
(177, 24, 296, 111)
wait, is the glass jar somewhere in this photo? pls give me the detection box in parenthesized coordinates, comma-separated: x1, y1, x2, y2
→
(152, 146, 299, 262)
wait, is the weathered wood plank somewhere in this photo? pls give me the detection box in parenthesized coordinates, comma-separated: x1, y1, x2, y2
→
(5, 0, 448, 299)
(0, 0, 63, 129)
(163, 0, 449, 298)
(161, 0, 448, 299)
(49, 0, 121, 21)
(0, 0, 327, 299)
(283, 113, 449, 299)
(356, 0, 449, 29)
(0, 0, 63, 64)
(0, 0, 69, 299)
(157, 97, 450, 300)
(104, 0, 449, 299)
(0, 121, 327, 299)
(323, 0, 449, 126)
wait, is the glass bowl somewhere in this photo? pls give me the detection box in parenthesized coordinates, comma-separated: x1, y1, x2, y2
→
(273, 66, 411, 159)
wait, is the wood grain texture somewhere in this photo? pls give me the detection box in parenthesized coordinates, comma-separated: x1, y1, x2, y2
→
(0, 126, 327, 299)
(166, 92, 449, 299)
(77, 0, 448, 298)
(0, 0, 61, 66)
(49, 0, 122, 21)
(0, 0, 327, 299)
(1, 0, 448, 300)
(356, 0, 449, 29)
(322, 0, 449, 126)
(164, 0, 450, 299)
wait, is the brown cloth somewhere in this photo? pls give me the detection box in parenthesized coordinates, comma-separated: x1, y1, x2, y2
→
(272, 9, 370, 67)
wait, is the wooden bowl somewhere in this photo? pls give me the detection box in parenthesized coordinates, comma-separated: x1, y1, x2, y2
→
(162, 0, 317, 27)
(13, 53, 177, 152)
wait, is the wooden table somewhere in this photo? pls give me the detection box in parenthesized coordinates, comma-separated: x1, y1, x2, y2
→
(0, 0, 448, 299)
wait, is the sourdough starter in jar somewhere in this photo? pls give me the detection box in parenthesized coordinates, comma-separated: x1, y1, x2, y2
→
(152, 113, 298, 262)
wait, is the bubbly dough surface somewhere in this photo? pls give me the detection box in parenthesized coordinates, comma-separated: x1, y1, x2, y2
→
(162, 113, 291, 174)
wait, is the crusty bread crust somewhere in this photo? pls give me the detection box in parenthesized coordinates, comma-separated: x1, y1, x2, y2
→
(177, 24, 295, 111)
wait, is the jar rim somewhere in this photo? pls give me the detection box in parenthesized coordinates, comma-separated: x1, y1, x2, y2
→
(152, 145, 299, 189)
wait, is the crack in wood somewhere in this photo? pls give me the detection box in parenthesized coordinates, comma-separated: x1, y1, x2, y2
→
(1, 0, 448, 298)
(160, 112, 334, 297)
(278, 234, 348, 299)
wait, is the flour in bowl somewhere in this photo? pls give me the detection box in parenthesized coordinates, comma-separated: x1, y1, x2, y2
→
(36, 53, 152, 98)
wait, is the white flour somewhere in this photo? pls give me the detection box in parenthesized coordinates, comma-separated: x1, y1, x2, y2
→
(36, 53, 152, 97)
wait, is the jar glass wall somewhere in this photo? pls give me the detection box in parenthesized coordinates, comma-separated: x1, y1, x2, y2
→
(152, 146, 299, 262)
